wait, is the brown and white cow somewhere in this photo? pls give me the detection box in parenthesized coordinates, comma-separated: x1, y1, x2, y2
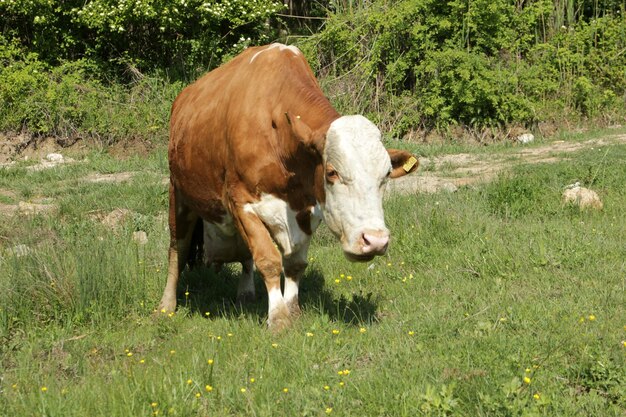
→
(158, 43, 419, 331)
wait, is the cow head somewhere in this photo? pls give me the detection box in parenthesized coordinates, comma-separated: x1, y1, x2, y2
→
(289, 114, 418, 261)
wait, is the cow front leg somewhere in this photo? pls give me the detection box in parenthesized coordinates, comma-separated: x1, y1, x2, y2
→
(283, 242, 310, 317)
(236, 258, 256, 304)
(234, 209, 289, 331)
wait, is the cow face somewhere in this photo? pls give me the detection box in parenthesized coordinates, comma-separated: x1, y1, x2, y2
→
(321, 116, 417, 261)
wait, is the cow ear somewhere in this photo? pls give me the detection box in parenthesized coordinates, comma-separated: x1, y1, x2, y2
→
(388, 149, 419, 178)
(285, 112, 325, 154)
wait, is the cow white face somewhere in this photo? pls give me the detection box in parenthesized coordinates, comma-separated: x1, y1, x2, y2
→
(321, 116, 395, 261)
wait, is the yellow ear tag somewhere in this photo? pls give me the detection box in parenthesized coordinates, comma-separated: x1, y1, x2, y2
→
(402, 156, 418, 173)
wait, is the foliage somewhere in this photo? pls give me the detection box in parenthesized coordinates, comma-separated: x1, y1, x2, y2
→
(0, 36, 178, 141)
(0, 0, 286, 76)
(301, 0, 626, 136)
(1, 0, 626, 139)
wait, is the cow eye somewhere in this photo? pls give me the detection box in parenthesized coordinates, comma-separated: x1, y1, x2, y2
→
(326, 169, 339, 183)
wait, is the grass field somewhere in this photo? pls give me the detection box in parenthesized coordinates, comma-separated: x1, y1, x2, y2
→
(0, 132, 625, 416)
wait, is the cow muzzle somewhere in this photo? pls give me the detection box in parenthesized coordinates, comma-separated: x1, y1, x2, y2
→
(343, 229, 389, 262)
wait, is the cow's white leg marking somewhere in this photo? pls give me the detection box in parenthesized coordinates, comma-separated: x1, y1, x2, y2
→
(237, 258, 256, 303)
(250, 43, 302, 63)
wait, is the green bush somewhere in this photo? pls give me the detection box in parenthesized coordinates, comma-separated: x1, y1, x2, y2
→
(0, 37, 178, 141)
(0, 0, 286, 76)
(301, 0, 626, 136)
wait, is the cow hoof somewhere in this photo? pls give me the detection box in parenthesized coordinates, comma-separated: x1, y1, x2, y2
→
(286, 299, 302, 317)
(268, 304, 291, 333)
(156, 298, 177, 315)
(236, 291, 257, 305)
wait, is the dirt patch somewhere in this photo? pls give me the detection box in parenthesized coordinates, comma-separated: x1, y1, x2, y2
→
(0, 134, 91, 164)
(107, 139, 155, 159)
(388, 134, 626, 195)
(88, 208, 134, 228)
(84, 172, 136, 183)
(0, 200, 58, 217)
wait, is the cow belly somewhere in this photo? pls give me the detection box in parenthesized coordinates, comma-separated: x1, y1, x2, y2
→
(244, 193, 322, 257)
(203, 215, 251, 263)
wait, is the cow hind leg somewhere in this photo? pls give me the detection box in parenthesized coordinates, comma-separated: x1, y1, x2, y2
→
(158, 186, 199, 313)
(236, 258, 256, 304)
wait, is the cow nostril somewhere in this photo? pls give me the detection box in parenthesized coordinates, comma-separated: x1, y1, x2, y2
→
(362, 232, 390, 253)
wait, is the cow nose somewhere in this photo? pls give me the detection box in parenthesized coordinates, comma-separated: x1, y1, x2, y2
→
(361, 231, 389, 254)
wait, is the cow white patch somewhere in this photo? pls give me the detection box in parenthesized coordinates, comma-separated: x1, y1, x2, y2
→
(250, 43, 301, 63)
(321, 115, 392, 256)
(243, 194, 320, 257)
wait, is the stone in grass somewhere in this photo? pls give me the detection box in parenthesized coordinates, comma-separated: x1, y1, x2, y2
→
(516, 133, 535, 144)
(8, 244, 31, 257)
(132, 231, 148, 245)
(562, 182, 603, 210)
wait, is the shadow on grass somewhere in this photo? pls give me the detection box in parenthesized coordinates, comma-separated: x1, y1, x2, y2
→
(176, 264, 379, 326)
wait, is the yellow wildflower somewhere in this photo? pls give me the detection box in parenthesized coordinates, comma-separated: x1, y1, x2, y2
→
(186, 379, 192, 385)
(240, 388, 247, 393)
(533, 393, 541, 400)
(306, 332, 314, 337)
(207, 359, 214, 365)
(323, 385, 330, 390)
(332, 329, 340, 335)
(41, 386, 48, 392)
(359, 327, 366, 334)
(408, 331, 415, 336)
(151, 402, 158, 408)
(195, 392, 201, 398)
(283, 388, 289, 393)
(588, 315, 596, 321)
(325, 407, 333, 414)
(524, 376, 531, 385)
(205, 385, 213, 392)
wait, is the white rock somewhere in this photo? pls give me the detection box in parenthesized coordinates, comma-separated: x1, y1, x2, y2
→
(46, 153, 64, 163)
(17, 201, 57, 215)
(8, 244, 31, 257)
(132, 231, 148, 245)
(562, 186, 603, 210)
(517, 133, 535, 144)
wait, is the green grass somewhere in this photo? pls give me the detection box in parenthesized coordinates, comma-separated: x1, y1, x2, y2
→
(0, 139, 625, 416)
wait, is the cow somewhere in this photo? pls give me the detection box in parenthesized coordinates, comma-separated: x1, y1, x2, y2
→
(158, 43, 419, 331)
